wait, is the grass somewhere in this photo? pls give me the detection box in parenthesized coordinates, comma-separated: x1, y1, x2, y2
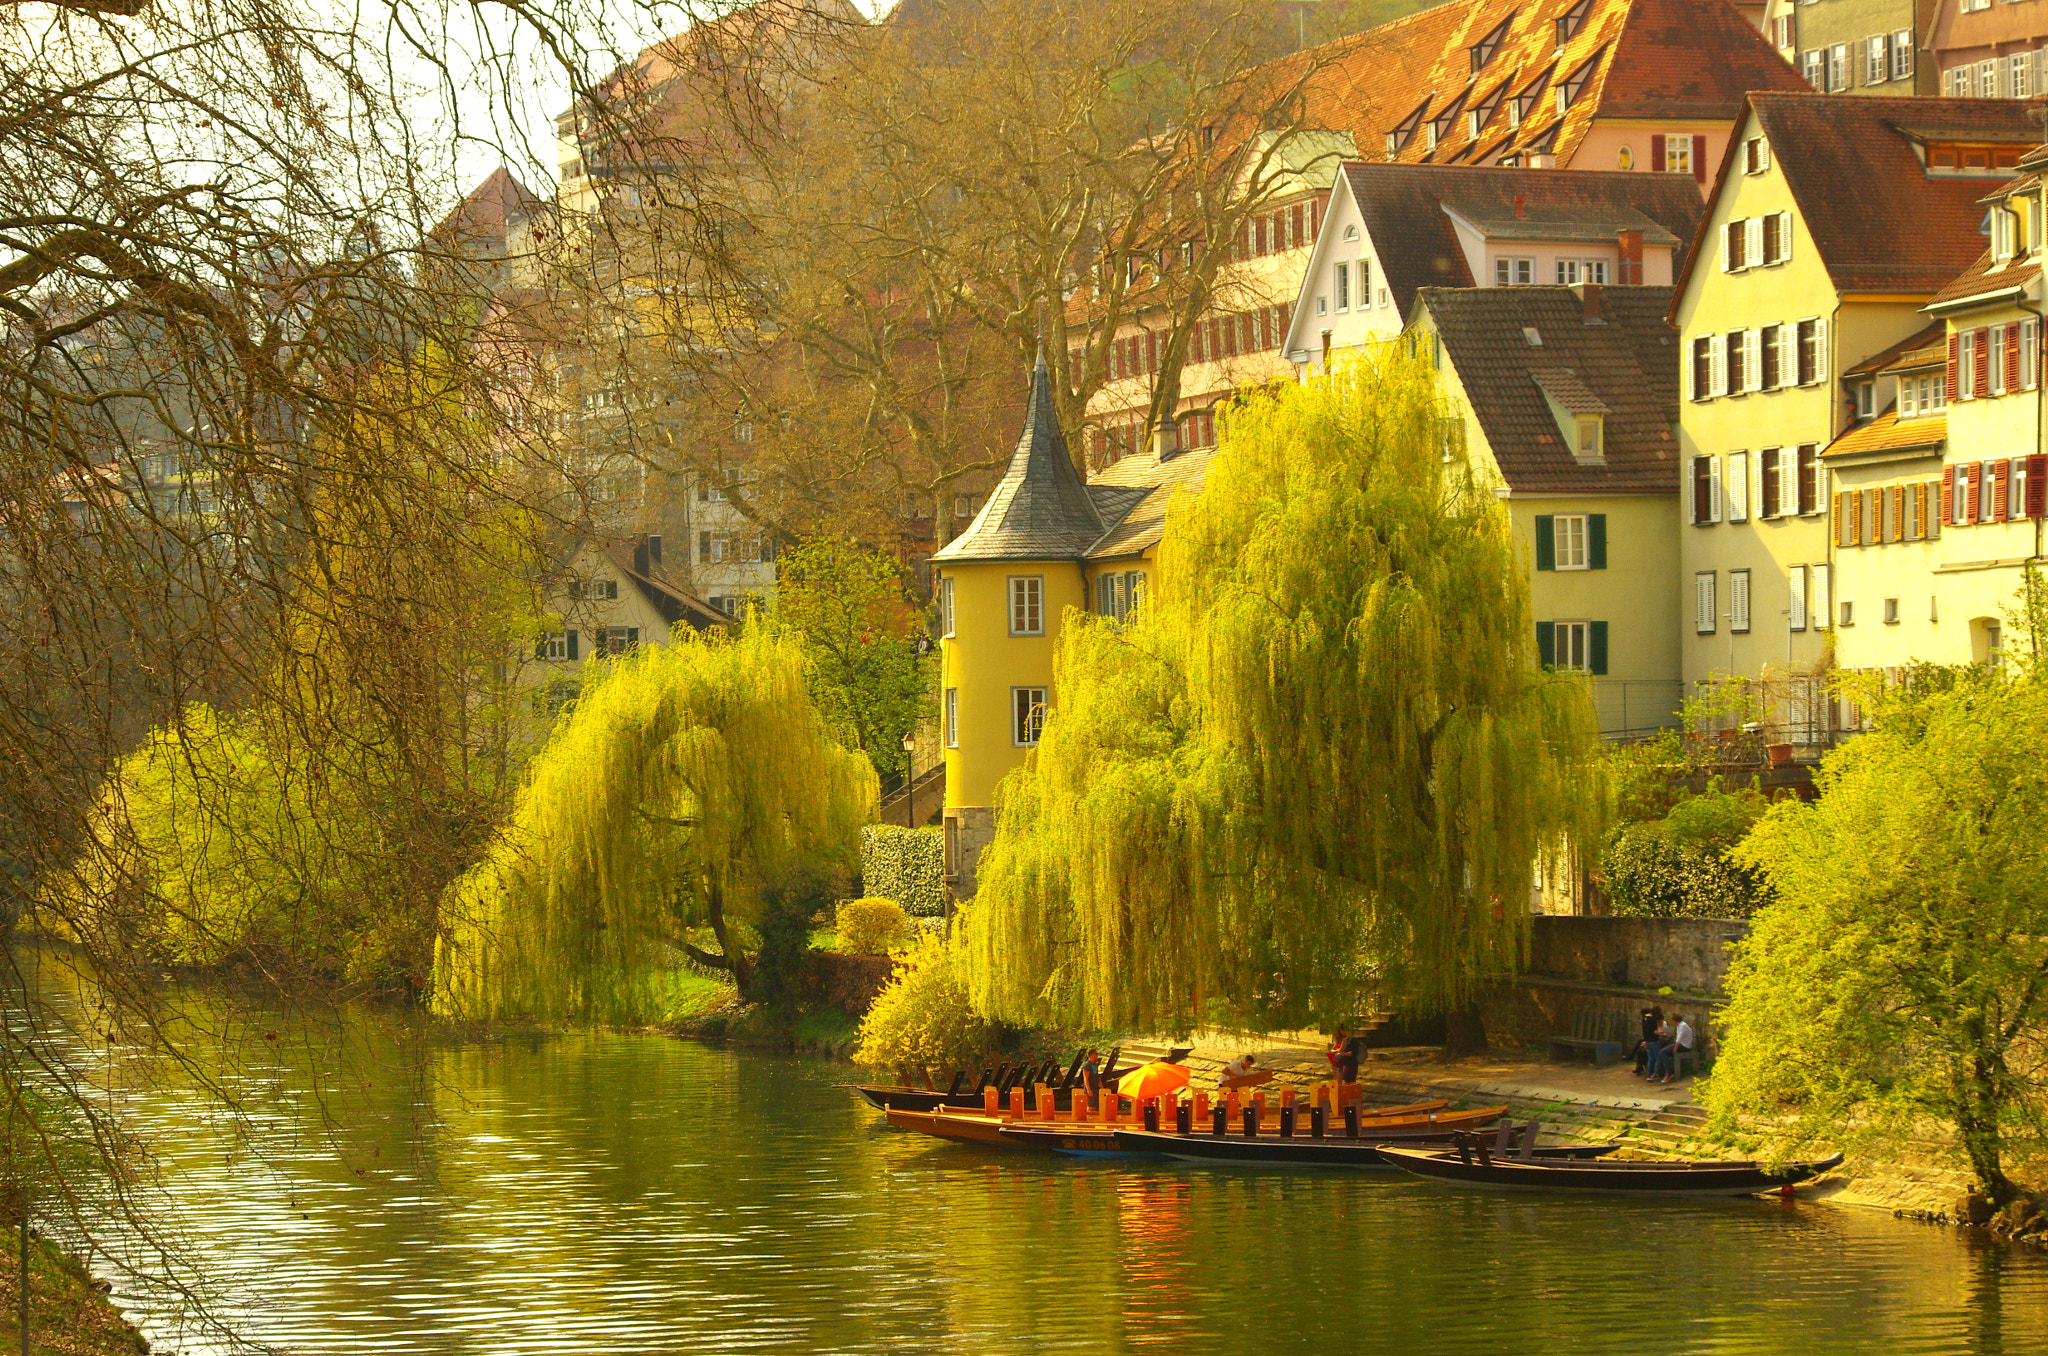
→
(662, 969, 738, 1025)
(0, 1233, 147, 1355)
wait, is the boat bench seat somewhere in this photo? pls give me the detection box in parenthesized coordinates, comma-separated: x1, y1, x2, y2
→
(1547, 1008, 1630, 1066)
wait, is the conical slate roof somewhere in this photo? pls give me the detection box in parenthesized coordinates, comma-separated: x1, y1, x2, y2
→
(932, 355, 1107, 562)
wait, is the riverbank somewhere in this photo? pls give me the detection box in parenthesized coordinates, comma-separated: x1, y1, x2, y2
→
(1137, 1033, 2024, 1218)
(0, 1235, 148, 1355)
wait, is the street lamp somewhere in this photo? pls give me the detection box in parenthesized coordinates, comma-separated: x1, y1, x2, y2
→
(901, 731, 918, 827)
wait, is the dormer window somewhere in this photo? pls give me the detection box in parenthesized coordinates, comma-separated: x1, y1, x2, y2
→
(1555, 0, 1591, 49)
(1467, 81, 1506, 138)
(1575, 416, 1603, 460)
(1343, 224, 1360, 241)
(1469, 16, 1512, 73)
(1387, 99, 1428, 157)
(1992, 205, 2016, 263)
(1556, 50, 1603, 113)
(1511, 67, 1552, 129)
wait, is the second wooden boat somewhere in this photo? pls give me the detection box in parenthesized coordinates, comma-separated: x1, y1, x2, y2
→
(1378, 1142, 1845, 1196)
(1112, 1125, 1623, 1169)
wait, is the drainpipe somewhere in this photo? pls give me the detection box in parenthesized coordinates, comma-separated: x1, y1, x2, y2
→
(2016, 225, 2045, 662)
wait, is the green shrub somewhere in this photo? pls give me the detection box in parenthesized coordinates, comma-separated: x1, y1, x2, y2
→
(854, 936, 998, 1070)
(859, 824, 945, 917)
(837, 897, 913, 954)
(1600, 822, 1769, 919)
(754, 860, 839, 1004)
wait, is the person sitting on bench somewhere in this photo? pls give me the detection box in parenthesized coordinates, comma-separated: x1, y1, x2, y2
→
(1659, 1015, 1695, 1085)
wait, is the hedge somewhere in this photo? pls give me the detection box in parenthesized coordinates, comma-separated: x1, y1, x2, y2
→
(860, 824, 946, 917)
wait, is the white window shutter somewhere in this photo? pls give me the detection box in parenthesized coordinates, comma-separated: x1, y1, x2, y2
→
(1745, 330, 1762, 393)
(1719, 224, 1730, 273)
(1696, 574, 1715, 632)
(1732, 570, 1750, 630)
(1813, 462, 1829, 510)
(1789, 565, 1807, 630)
(1687, 459, 1699, 525)
(1778, 211, 1793, 263)
(1728, 451, 1749, 520)
(1711, 335, 1728, 397)
(1746, 217, 1764, 266)
(1814, 316, 1830, 385)
(1813, 563, 1832, 629)
(1709, 454, 1724, 523)
(1781, 446, 1798, 505)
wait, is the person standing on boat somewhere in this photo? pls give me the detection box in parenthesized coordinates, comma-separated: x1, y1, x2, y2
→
(1661, 1015, 1695, 1085)
(1328, 1029, 1367, 1083)
(1080, 1049, 1102, 1098)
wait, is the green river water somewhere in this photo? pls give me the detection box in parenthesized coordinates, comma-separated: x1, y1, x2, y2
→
(98, 1025, 2048, 1355)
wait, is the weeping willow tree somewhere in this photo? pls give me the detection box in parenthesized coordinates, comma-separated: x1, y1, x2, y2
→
(436, 625, 877, 1025)
(963, 344, 1604, 1035)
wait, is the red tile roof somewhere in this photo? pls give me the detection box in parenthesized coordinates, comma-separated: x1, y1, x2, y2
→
(1927, 253, 2042, 310)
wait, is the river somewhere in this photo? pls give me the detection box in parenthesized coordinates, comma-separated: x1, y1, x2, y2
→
(95, 1024, 2048, 1355)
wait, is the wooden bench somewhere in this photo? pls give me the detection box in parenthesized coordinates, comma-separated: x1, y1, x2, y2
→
(1547, 1008, 1629, 1066)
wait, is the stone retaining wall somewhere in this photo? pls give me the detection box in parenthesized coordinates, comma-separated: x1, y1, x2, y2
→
(1528, 915, 1750, 994)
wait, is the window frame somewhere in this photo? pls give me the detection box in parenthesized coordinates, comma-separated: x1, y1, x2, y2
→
(1007, 575, 1045, 636)
(1553, 513, 1590, 570)
(1011, 686, 1048, 747)
(944, 687, 959, 748)
(939, 576, 956, 638)
(1553, 619, 1591, 671)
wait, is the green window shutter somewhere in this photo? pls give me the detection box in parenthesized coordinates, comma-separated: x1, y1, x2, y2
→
(1536, 621, 1555, 667)
(1590, 621, 1609, 675)
(567, 629, 580, 661)
(1535, 515, 1556, 571)
(1588, 514, 1607, 569)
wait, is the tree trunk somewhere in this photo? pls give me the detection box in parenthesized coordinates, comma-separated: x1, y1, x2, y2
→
(1957, 1056, 2018, 1206)
(704, 876, 754, 1001)
(1443, 1004, 1488, 1056)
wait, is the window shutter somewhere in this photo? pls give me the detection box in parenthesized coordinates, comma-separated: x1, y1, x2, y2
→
(1927, 479, 1943, 539)
(1708, 454, 1723, 522)
(1718, 223, 1729, 272)
(1777, 211, 1793, 263)
(1589, 513, 1608, 568)
(1941, 464, 1954, 524)
(1847, 489, 1860, 545)
(567, 629, 580, 661)
(1789, 565, 1808, 630)
(1695, 574, 1715, 633)
(1746, 217, 1764, 267)
(1813, 316, 1829, 385)
(627, 627, 639, 646)
(1744, 330, 1761, 394)
(1813, 564, 1831, 630)
(1535, 514, 1556, 570)
(2008, 324, 2022, 392)
(1727, 453, 1749, 520)
(1975, 327, 1991, 395)
(1690, 458, 1703, 524)
(1651, 134, 1666, 172)
(1711, 335, 1727, 397)
(1730, 571, 1750, 633)
(1996, 459, 2011, 520)
(1589, 621, 1609, 675)
(2031, 454, 2047, 517)
(1692, 135, 1707, 183)
(1967, 461, 1982, 523)
(1831, 491, 1845, 547)
(1948, 332, 1961, 402)
(1536, 621, 1556, 667)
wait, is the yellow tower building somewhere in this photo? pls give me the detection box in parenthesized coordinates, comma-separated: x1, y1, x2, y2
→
(932, 357, 1207, 898)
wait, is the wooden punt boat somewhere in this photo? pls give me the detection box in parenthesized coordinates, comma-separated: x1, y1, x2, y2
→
(1112, 1125, 1623, 1169)
(1377, 1142, 1846, 1196)
(998, 1123, 1151, 1157)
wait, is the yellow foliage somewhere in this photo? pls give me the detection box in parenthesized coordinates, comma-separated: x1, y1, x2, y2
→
(836, 897, 913, 955)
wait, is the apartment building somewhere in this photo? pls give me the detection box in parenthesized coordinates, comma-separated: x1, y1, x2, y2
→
(1932, 0, 2048, 96)
(1671, 93, 2037, 733)
(1761, 0, 1937, 94)
(1282, 161, 1703, 371)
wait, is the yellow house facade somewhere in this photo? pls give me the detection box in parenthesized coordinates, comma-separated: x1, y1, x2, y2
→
(1670, 92, 2038, 742)
(931, 359, 1207, 898)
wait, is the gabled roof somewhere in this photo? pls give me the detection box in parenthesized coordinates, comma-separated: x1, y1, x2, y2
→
(932, 356, 1106, 563)
(1421, 284, 1679, 494)
(1722, 95, 2042, 297)
(1927, 253, 2042, 312)
(1084, 446, 1213, 560)
(433, 168, 542, 252)
(1242, 0, 1803, 175)
(1845, 321, 1946, 377)
(601, 544, 732, 631)
(1331, 161, 1705, 319)
(1821, 408, 1945, 463)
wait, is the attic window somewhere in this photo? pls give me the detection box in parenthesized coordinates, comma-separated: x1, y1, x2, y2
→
(1387, 99, 1429, 158)
(1510, 66, 1552, 129)
(1429, 90, 1470, 148)
(1555, 0, 1591, 48)
(1343, 223, 1360, 241)
(1523, 327, 1543, 346)
(1469, 16, 1512, 73)
(1575, 415, 1604, 459)
(1466, 80, 1507, 138)
(1555, 49, 1604, 113)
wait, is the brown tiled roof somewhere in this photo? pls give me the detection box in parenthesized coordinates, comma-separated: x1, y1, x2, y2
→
(1743, 95, 2041, 295)
(1242, 0, 1803, 175)
(1530, 367, 1612, 413)
(1927, 253, 2043, 310)
(1084, 446, 1214, 560)
(1844, 321, 1947, 377)
(1821, 409, 1945, 461)
(432, 167, 542, 251)
(602, 544, 733, 631)
(1424, 284, 1678, 494)
(1340, 161, 1705, 317)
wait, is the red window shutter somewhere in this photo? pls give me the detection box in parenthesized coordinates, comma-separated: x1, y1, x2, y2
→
(1290, 203, 1303, 245)
(1145, 329, 1157, 372)
(2032, 455, 2048, 517)
(1312, 192, 1327, 240)
(2009, 325, 2022, 391)
(1692, 135, 1707, 183)
(1281, 300, 1292, 336)
(1975, 327, 1992, 394)
(1948, 333, 1961, 402)
(1996, 460, 2011, 520)
(1650, 134, 1666, 172)
(1967, 462, 1982, 522)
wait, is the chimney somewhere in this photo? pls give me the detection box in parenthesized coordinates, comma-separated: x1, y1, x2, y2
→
(1514, 194, 1526, 219)
(1580, 283, 1606, 325)
(647, 534, 662, 570)
(633, 538, 649, 575)
(1154, 415, 1181, 462)
(1617, 229, 1643, 285)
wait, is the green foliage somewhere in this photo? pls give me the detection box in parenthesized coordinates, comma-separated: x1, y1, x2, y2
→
(772, 539, 936, 784)
(962, 344, 1605, 1033)
(860, 824, 946, 917)
(754, 860, 840, 1005)
(837, 898, 913, 955)
(855, 937, 1001, 1071)
(1600, 779, 1772, 920)
(1707, 667, 2048, 1202)
(435, 626, 876, 1024)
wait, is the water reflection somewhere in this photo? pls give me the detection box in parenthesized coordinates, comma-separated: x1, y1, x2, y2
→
(85, 1023, 2048, 1355)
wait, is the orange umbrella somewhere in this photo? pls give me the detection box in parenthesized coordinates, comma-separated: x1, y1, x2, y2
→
(1113, 1060, 1192, 1104)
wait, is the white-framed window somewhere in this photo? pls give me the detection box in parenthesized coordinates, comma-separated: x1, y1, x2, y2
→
(944, 687, 959, 747)
(1961, 330, 1978, 399)
(1695, 572, 1717, 635)
(1008, 576, 1043, 635)
(1946, 66, 1970, 98)
(2015, 456, 2031, 520)
(1829, 44, 1849, 91)
(2013, 52, 2033, 99)
(1744, 137, 1771, 174)
(1993, 323, 2010, 394)
(1884, 597, 1901, 625)
(1335, 261, 1350, 311)
(1774, 15, 1794, 51)
(1865, 35, 1888, 86)
(1554, 513, 1589, 569)
(1556, 258, 1582, 285)
(1575, 417, 1603, 460)
(1495, 256, 1535, 285)
(568, 577, 619, 600)
(1856, 381, 1875, 418)
(1125, 570, 1146, 614)
(939, 576, 956, 637)
(1839, 600, 1855, 628)
(700, 531, 729, 562)
(1012, 686, 1047, 746)
(2024, 319, 2040, 390)
(1097, 570, 1126, 618)
(1730, 569, 1752, 633)
(1358, 259, 1374, 307)
(1993, 211, 2015, 263)
(1982, 459, 1998, 521)
(1553, 620, 1591, 671)
(1317, 296, 1328, 316)
(1584, 259, 1608, 284)
(1891, 31, 1913, 82)
(1789, 564, 1808, 631)
(540, 631, 571, 661)
(594, 626, 638, 654)
(1802, 49, 1825, 91)
(1665, 137, 1693, 177)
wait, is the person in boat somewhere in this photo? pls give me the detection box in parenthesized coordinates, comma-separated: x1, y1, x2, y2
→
(1080, 1049, 1102, 1096)
(1660, 1014, 1695, 1084)
(1222, 1053, 1257, 1081)
(1631, 1005, 1664, 1077)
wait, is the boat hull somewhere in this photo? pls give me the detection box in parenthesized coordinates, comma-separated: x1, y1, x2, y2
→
(1376, 1145, 1846, 1196)
(1112, 1128, 1622, 1168)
